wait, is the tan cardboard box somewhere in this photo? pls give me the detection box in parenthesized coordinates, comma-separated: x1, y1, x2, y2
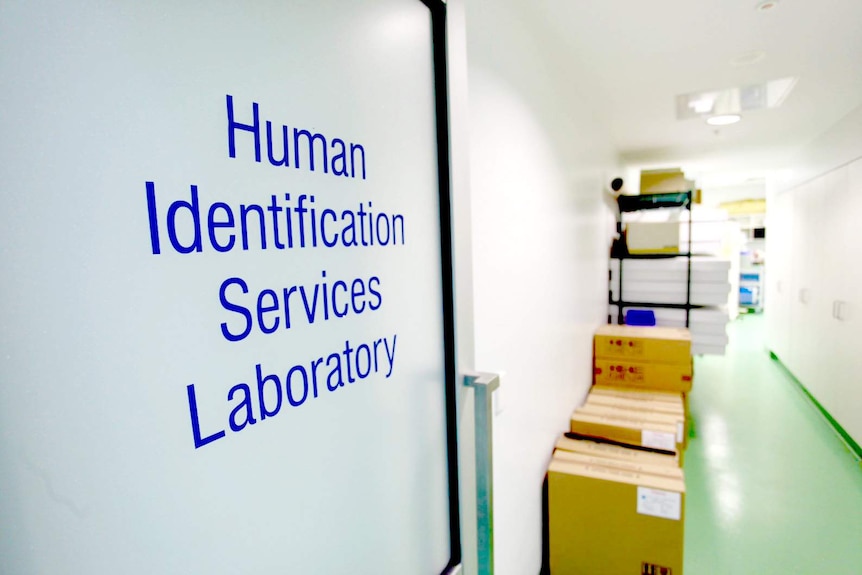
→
(640, 168, 693, 194)
(580, 403, 685, 440)
(570, 410, 682, 456)
(578, 404, 687, 450)
(594, 357, 693, 392)
(549, 456, 685, 575)
(627, 221, 680, 254)
(594, 325, 692, 365)
(591, 386, 692, 443)
(592, 385, 685, 407)
(586, 392, 684, 416)
(553, 447, 684, 480)
(555, 435, 680, 468)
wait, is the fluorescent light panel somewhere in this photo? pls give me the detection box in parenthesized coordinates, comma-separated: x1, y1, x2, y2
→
(676, 77, 797, 120)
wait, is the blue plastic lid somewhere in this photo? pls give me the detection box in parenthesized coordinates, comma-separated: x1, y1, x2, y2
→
(625, 309, 656, 326)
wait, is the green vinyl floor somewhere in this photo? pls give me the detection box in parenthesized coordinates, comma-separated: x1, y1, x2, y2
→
(684, 313, 862, 574)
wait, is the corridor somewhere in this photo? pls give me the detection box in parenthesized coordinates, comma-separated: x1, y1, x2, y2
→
(685, 314, 862, 573)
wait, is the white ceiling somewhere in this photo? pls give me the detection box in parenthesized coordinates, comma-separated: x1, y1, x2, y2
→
(514, 0, 862, 192)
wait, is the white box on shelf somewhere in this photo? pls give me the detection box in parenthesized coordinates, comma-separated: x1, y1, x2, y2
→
(610, 257, 731, 284)
(610, 283, 731, 307)
(626, 222, 680, 254)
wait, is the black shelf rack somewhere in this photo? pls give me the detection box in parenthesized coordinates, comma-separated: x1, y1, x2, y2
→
(610, 190, 697, 327)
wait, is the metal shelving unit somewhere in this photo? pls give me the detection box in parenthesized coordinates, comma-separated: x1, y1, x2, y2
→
(609, 190, 697, 327)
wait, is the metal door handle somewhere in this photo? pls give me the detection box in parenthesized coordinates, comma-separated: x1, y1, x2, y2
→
(464, 372, 500, 575)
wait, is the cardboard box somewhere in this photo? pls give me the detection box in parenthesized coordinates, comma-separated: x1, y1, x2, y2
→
(594, 357, 693, 392)
(570, 410, 682, 455)
(594, 325, 692, 365)
(578, 404, 687, 449)
(640, 168, 693, 194)
(592, 385, 685, 406)
(591, 386, 692, 443)
(586, 392, 684, 416)
(556, 435, 680, 468)
(592, 387, 692, 441)
(549, 456, 685, 575)
(627, 221, 680, 254)
(553, 447, 684, 480)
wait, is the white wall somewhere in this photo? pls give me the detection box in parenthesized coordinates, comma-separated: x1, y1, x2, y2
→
(461, 2, 617, 573)
(770, 103, 862, 194)
(765, 102, 862, 449)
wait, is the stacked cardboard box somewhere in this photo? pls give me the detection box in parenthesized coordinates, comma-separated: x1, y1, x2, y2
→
(590, 385, 691, 442)
(592, 324, 692, 367)
(571, 325, 693, 460)
(548, 325, 694, 573)
(549, 437, 685, 574)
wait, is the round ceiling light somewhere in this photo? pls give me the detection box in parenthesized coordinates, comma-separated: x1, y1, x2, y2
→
(706, 114, 742, 126)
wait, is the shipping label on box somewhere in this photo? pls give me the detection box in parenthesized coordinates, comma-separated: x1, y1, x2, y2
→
(642, 429, 677, 451)
(637, 486, 682, 520)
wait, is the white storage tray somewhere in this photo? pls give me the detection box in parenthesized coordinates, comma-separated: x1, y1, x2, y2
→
(611, 284, 730, 306)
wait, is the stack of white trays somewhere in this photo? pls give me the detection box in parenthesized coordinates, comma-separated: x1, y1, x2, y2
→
(609, 256, 731, 355)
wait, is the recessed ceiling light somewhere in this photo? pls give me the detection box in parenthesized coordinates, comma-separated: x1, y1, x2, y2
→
(756, 0, 779, 12)
(707, 114, 741, 126)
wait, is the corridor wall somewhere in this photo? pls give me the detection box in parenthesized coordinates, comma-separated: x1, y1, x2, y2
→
(461, 2, 618, 573)
(766, 104, 862, 453)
